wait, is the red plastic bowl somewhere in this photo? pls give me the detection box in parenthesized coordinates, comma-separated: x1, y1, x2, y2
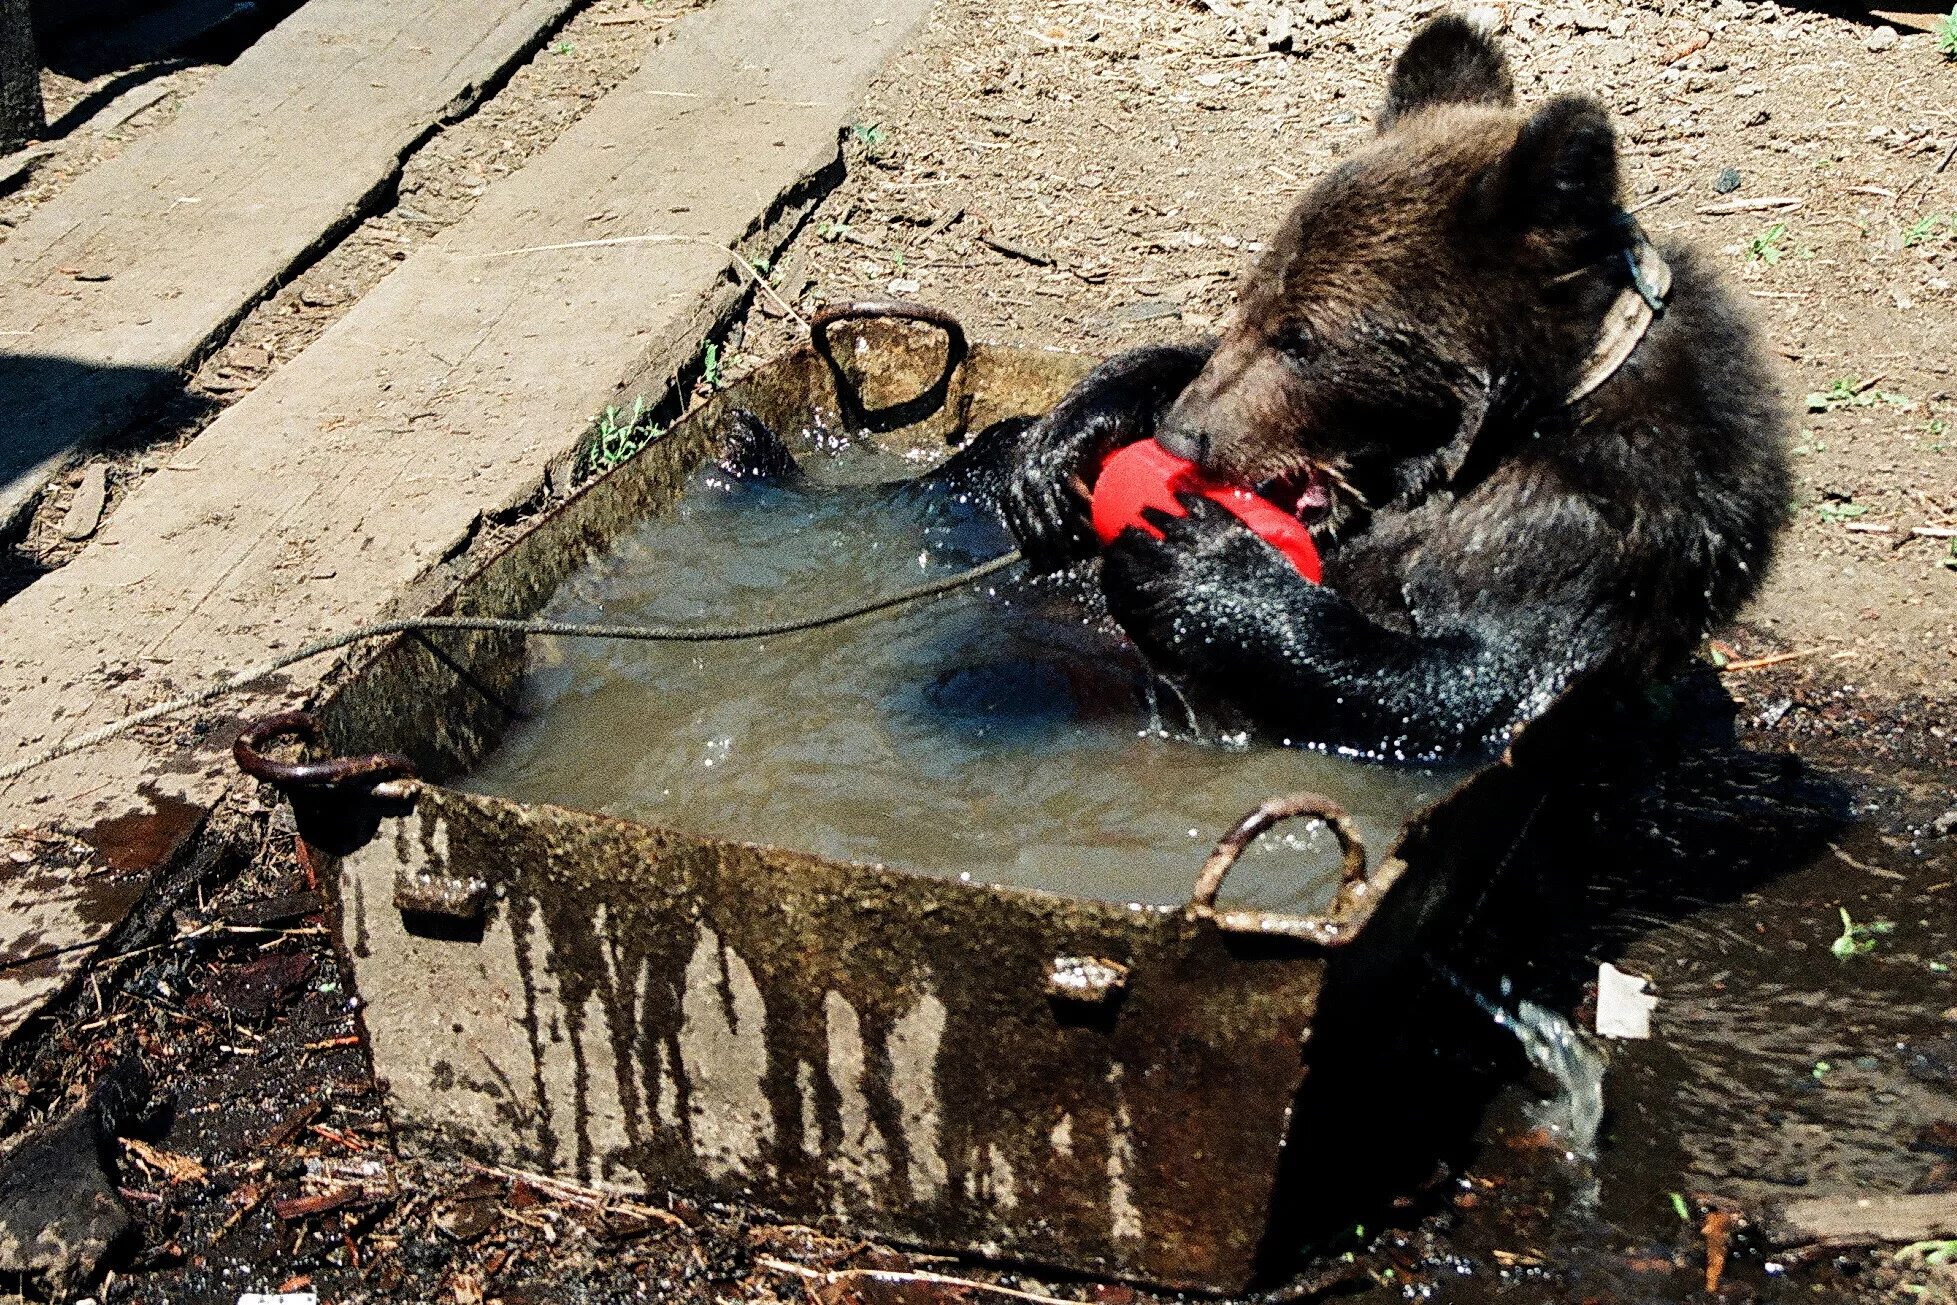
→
(1090, 439, 1323, 583)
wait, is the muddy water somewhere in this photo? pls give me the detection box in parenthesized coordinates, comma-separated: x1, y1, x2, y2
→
(1311, 744, 1957, 1305)
(460, 449, 1462, 912)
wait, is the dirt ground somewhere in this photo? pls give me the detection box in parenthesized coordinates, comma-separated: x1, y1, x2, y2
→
(3, 0, 1956, 1303)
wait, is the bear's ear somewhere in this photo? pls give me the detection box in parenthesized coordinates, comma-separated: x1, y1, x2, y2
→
(1482, 95, 1621, 238)
(1380, 14, 1514, 130)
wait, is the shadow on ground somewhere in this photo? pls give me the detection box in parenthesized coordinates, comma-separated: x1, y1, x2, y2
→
(0, 354, 221, 589)
(31, 0, 308, 137)
(1260, 669, 1858, 1288)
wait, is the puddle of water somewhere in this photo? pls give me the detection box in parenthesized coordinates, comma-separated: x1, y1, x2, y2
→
(459, 446, 1465, 911)
(1589, 809, 1957, 1217)
(1327, 758, 1955, 1305)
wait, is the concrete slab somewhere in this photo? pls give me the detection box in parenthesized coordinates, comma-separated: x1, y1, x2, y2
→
(0, 0, 937, 1041)
(0, 0, 586, 535)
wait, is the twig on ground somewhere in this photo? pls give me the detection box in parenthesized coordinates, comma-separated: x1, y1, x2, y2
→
(917, 205, 964, 244)
(213, 1186, 266, 1239)
(1629, 184, 1690, 215)
(757, 1257, 1081, 1305)
(980, 231, 1054, 265)
(1720, 649, 1812, 674)
(1697, 196, 1803, 215)
(459, 1159, 686, 1226)
(302, 1035, 362, 1052)
(309, 1123, 370, 1152)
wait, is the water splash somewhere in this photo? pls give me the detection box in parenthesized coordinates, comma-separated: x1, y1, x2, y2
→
(1140, 676, 1166, 740)
(1441, 968, 1607, 1205)
(1156, 673, 1205, 742)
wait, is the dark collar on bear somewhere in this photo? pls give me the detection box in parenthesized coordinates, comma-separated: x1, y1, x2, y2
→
(1563, 215, 1673, 407)
(1426, 217, 1674, 499)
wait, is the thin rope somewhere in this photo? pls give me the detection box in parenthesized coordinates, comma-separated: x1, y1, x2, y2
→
(0, 551, 1021, 785)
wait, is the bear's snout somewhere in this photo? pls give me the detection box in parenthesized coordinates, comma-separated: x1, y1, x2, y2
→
(1156, 336, 1308, 485)
(1153, 411, 1210, 465)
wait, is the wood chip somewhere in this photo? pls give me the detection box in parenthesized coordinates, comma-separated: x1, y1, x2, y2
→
(258, 1099, 324, 1150)
(227, 889, 327, 928)
(1760, 1192, 1957, 1249)
(1703, 1209, 1737, 1292)
(122, 1136, 209, 1184)
(273, 1187, 361, 1221)
(59, 464, 109, 542)
(1661, 31, 1711, 64)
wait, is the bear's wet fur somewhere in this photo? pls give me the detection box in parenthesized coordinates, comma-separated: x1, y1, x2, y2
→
(998, 13, 1791, 760)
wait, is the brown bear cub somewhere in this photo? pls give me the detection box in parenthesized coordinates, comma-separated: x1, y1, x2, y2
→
(996, 14, 1790, 760)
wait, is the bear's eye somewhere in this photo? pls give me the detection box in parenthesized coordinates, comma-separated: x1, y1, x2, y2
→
(1272, 324, 1316, 362)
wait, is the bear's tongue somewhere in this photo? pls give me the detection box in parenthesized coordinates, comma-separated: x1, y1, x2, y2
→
(1255, 467, 1332, 523)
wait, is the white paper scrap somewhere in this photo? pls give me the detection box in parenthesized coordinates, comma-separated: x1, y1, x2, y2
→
(1595, 961, 1658, 1040)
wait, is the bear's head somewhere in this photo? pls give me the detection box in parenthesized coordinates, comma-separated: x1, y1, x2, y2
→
(1158, 15, 1641, 527)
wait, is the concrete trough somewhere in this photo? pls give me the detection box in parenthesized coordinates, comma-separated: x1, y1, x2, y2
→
(250, 308, 1578, 1291)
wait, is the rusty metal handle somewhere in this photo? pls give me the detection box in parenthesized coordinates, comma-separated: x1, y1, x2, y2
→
(234, 710, 417, 792)
(807, 300, 972, 436)
(1188, 792, 1371, 944)
(810, 300, 967, 360)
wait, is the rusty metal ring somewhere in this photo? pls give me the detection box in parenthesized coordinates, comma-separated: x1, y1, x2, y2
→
(234, 710, 417, 792)
(1188, 791, 1369, 923)
(809, 300, 967, 360)
(807, 301, 971, 436)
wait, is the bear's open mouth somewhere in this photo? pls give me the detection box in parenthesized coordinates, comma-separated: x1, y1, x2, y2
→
(1254, 467, 1334, 525)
